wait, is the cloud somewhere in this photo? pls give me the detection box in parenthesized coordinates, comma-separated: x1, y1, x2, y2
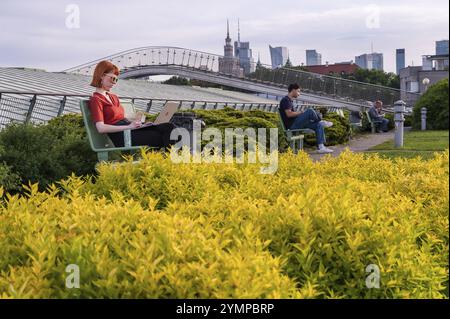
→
(0, 0, 448, 72)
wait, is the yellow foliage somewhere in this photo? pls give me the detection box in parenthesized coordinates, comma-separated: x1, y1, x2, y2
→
(0, 150, 448, 298)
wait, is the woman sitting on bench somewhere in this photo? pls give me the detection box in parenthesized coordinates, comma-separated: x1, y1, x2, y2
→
(89, 60, 176, 149)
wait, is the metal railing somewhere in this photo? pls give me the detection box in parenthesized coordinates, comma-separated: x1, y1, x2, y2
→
(64, 46, 420, 107)
(0, 90, 346, 129)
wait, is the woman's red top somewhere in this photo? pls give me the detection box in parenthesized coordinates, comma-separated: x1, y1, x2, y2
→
(88, 92, 125, 125)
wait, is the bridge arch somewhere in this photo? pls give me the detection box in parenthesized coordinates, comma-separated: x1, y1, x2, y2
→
(64, 46, 418, 110)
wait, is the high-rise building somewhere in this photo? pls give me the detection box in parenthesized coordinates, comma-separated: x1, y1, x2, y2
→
(306, 49, 322, 66)
(354, 55, 366, 69)
(233, 20, 255, 75)
(218, 20, 243, 77)
(269, 45, 288, 69)
(436, 40, 449, 55)
(355, 53, 384, 71)
(396, 49, 405, 75)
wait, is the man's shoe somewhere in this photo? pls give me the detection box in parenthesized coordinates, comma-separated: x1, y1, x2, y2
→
(320, 120, 333, 128)
(317, 146, 334, 154)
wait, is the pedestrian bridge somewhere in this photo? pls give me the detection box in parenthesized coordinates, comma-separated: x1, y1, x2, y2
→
(64, 46, 419, 112)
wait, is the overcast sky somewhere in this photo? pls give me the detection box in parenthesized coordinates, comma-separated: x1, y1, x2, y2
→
(0, 0, 448, 73)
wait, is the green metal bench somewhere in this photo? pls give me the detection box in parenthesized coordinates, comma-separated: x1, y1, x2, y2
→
(80, 100, 144, 162)
(348, 111, 363, 139)
(365, 110, 383, 134)
(277, 108, 315, 154)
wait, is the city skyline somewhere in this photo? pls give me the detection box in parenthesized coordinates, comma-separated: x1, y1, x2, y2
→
(0, 0, 448, 73)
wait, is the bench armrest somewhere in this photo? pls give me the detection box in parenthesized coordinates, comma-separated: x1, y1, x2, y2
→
(287, 128, 315, 134)
(123, 129, 132, 147)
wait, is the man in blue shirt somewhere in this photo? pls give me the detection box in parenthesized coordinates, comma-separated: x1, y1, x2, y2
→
(279, 83, 334, 153)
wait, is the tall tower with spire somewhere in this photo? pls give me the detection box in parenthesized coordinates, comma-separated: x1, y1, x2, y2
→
(234, 19, 241, 58)
(219, 19, 244, 77)
(238, 19, 241, 44)
(224, 19, 234, 58)
(233, 18, 255, 75)
(256, 52, 262, 69)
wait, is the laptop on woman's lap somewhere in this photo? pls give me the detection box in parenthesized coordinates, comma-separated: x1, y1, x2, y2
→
(142, 102, 179, 127)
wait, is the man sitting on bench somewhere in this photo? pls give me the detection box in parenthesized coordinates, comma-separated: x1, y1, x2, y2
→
(279, 83, 334, 154)
(368, 100, 389, 133)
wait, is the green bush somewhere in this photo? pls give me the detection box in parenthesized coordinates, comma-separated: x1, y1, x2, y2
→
(0, 161, 21, 192)
(46, 115, 97, 177)
(192, 107, 350, 148)
(0, 115, 97, 192)
(0, 108, 350, 193)
(304, 112, 350, 146)
(404, 114, 412, 127)
(384, 113, 396, 130)
(413, 78, 449, 130)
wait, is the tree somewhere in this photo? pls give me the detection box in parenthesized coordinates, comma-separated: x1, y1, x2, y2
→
(412, 78, 449, 130)
(342, 69, 400, 89)
(162, 76, 191, 86)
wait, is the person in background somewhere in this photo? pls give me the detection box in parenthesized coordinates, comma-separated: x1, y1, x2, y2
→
(88, 60, 176, 149)
(279, 83, 334, 154)
(368, 100, 389, 133)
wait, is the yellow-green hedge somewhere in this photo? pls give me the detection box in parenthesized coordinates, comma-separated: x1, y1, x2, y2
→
(0, 149, 448, 298)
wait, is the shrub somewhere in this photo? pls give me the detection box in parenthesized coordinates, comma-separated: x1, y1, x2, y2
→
(381, 113, 398, 130)
(0, 161, 20, 192)
(192, 107, 350, 148)
(0, 124, 63, 191)
(0, 108, 349, 193)
(304, 112, 350, 146)
(0, 150, 447, 298)
(403, 114, 412, 127)
(46, 115, 97, 177)
(413, 78, 449, 130)
(0, 115, 97, 192)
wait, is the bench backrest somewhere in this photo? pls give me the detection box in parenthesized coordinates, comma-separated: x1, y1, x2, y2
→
(277, 107, 288, 131)
(80, 100, 115, 151)
(349, 111, 363, 126)
(365, 110, 373, 124)
(121, 102, 137, 120)
(80, 100, 139, 151)
(336, 109, 345, 118)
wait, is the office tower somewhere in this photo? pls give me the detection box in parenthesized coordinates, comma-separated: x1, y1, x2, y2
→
(355, 52, 384, 71)
(269, 45, 288, 69)
(306, 49, 322, 66)
(436, 40, 449, 55)
(396, 49, 405, 75)
(233, 19, 255, 75)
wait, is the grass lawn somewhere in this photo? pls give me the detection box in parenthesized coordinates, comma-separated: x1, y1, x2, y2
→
(366, 130, 449, 160)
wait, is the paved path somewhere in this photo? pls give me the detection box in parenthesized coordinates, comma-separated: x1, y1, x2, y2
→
(306, 132, 395, 161)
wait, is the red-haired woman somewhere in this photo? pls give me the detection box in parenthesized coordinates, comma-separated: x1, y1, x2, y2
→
(88, 61, 176, 149)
